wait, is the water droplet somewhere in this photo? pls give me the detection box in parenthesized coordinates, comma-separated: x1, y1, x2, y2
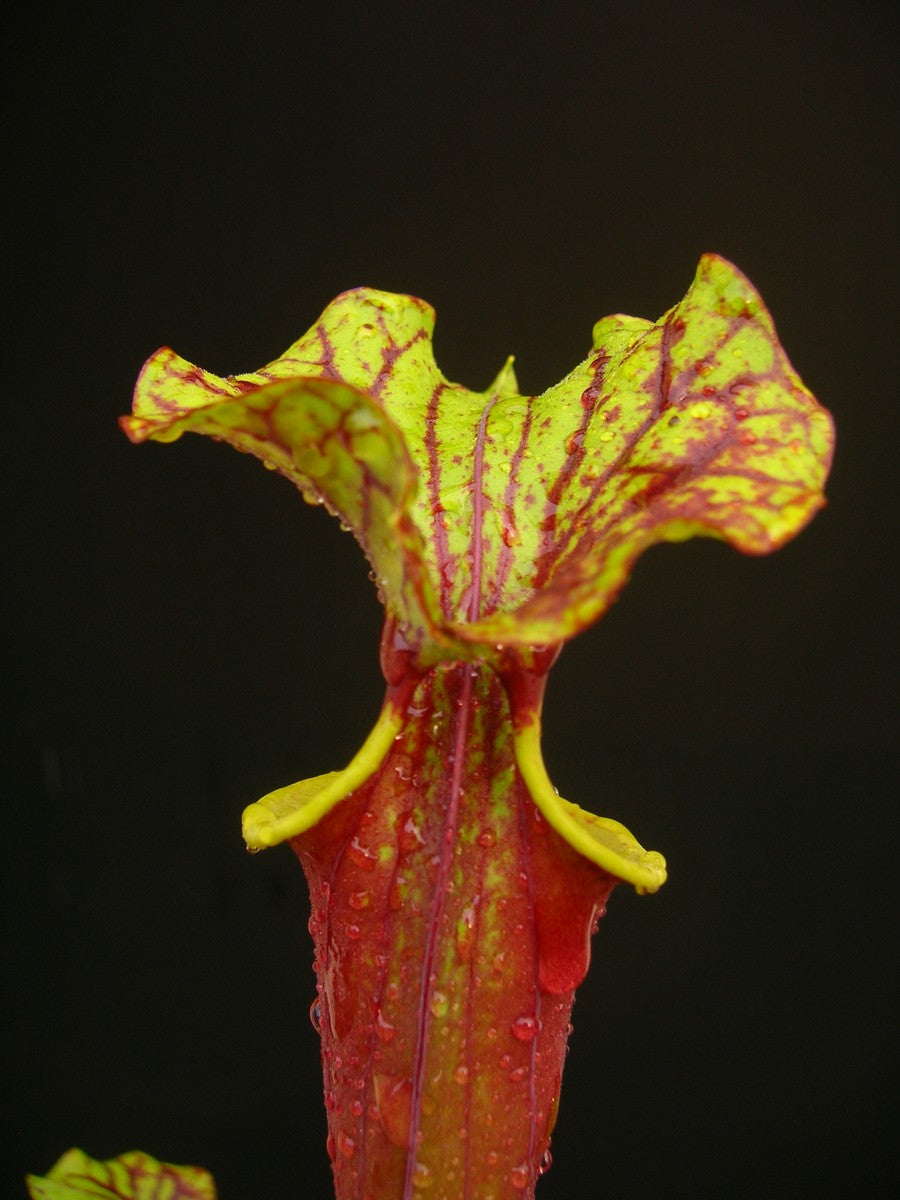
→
(740, 431, 757, 445)
(245, 843, 261, 854)
(509, 1164, 530, 1190)
(375, 1008, 396, 1043)
(373, 1074, 412, 1148)
(336, 1130, 356, 1160)
(508, 1065, 526, 1083)
(398, 811, 425, 853)
(565, 430, 584, 454)
(511, 1015, 540, 1042)
(347, 837, 378, 871)
(485, 1149, 499, 1167)
(325, 1131, 337, 1161)
(309, 998, 322, 1034)
(346, 406, 380, 433)
(734, 406, 749, 420)
(453, 1064, 469, 1085)
(501, 517, 520, 547)
(429, 990, 449, 1019)
(345, 923, 361, 940)
(539, 1147, 553, 1176)
(411, 1161, 433, 1189)
(476, 828, 496, 849)
(349, 890, 371, 911)
(350, 1099, 363, 1117)
(456, 903, 477, 963)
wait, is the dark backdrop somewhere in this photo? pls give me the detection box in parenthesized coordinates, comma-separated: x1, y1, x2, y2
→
(4, 2, 896, 1197)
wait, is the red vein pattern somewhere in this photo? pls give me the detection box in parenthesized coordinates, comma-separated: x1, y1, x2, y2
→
(119, 254, 833, 1198)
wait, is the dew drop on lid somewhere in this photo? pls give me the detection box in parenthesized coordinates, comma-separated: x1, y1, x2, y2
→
(539, 1147, 553, 1176)
(476, 828, 496, 849)
(501, 519, 520, 547)
(429, 990, 449, 1018)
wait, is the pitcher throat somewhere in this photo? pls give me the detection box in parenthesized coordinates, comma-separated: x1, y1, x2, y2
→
(293, 661, 617, 1199)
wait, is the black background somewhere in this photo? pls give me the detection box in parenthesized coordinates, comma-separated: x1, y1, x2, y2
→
(4, 2, 896, 1197)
